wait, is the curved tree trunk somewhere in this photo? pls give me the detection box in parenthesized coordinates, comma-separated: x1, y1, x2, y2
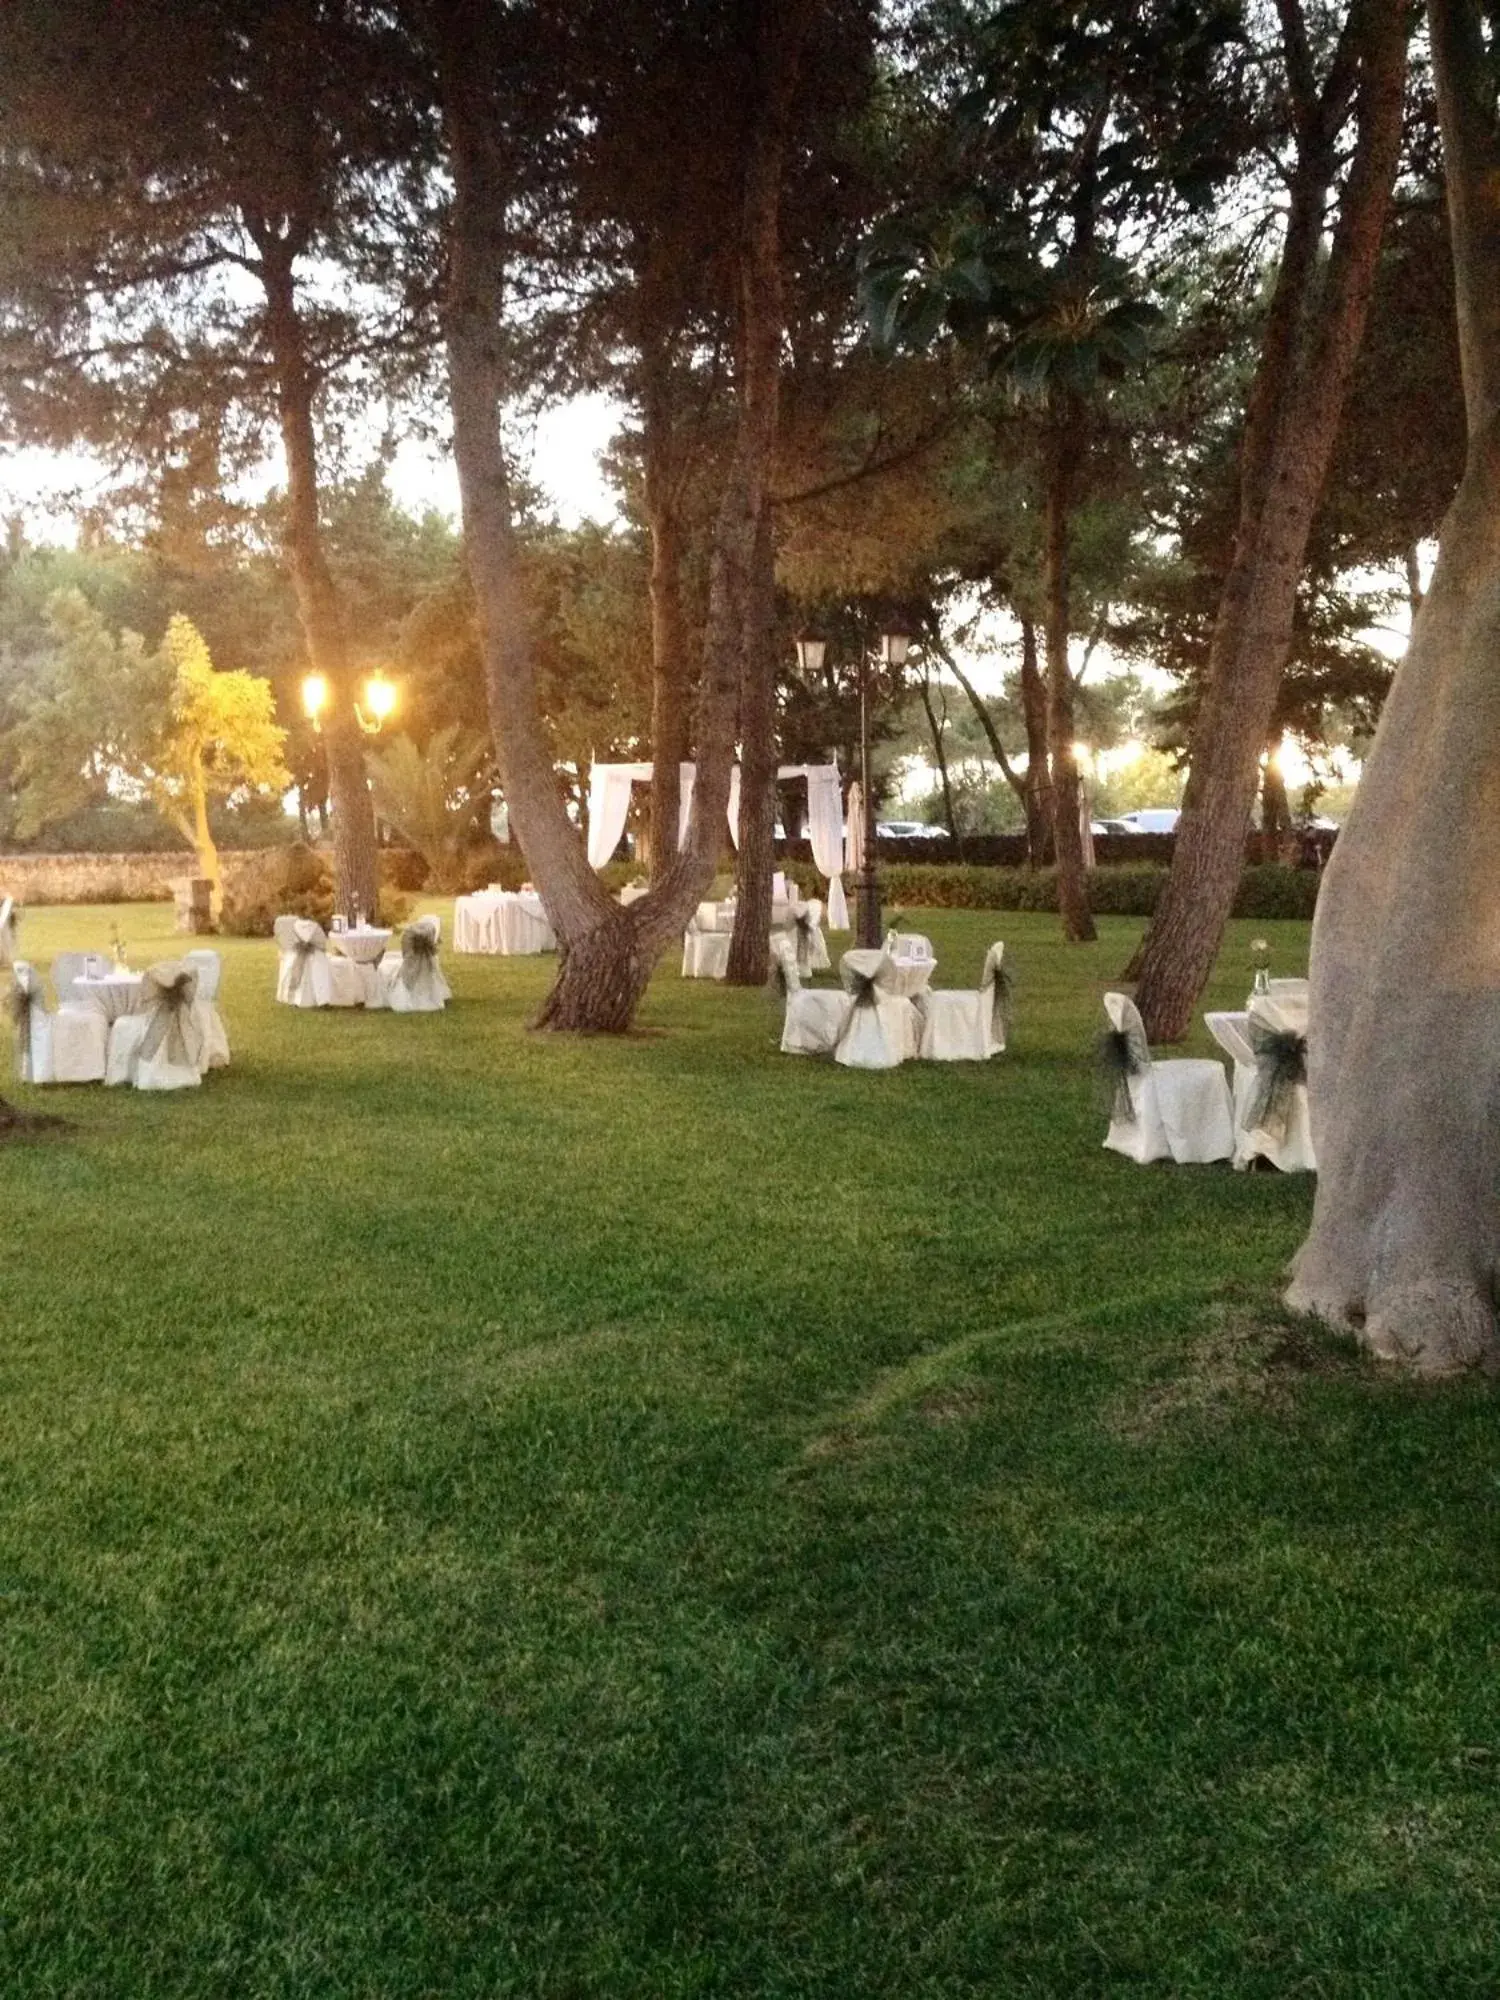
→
(253, 222, 379, 924)
(436, 0, 805, 1030)
(918, 664, 963, 853)
(1289, 0, 1500, 1374)
(1129, 0, 1408, 1038)
(1041, 404, 1095, 941)
(643, 358, 691, 884)
(727, 508, 778, 984)
(1017, 615, 1052, 866)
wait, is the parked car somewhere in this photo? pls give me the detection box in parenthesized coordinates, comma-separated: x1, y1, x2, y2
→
(876, 820, 947, 839)
(1091, 818, 1132, 836)
(1115, 808, 1181, 834)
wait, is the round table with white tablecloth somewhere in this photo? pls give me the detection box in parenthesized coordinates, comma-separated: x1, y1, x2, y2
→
(68, 971, 147, 1024)
(455, 890, 555, 955)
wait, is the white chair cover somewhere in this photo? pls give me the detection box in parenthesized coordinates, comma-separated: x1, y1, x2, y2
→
(106, 962, 204, 1090)
(779, 897, 830, 976)
(274, 916, 336, 1007)
(1237, 997, 1316, 1172)
(384, 917, 451, 1013)
(0, 898, 15, 968)
(9, 963, 54, 1083)
(776, 940, 850, 1056)
(1101, 992, 1234, 1165)
(833, 948, 921, 1070)
(918, 942, 1008, 1061)
(183, 949, 231, 1069)
(682, 919, 731, 979)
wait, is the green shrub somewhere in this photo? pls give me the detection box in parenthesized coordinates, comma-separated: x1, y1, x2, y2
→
(875, 861, 1320, 920)
(1232, 865, 1320, 920)
(221, 843, 409, 937)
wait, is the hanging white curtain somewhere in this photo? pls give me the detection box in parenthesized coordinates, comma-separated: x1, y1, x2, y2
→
(586, 759, 846, 922)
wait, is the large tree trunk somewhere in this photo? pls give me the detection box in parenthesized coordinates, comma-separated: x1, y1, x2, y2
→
(1041, 404, 1096, 941)
(1129, 0, 1408, 1038)
(1289, 0, 1500, 1374)
(1017, 615, 1052, 865)
(727, 509, 778, 983)
(253, 223, 379, 923)
(436, 0, 802, 1030)
(642, 357, 691, 884)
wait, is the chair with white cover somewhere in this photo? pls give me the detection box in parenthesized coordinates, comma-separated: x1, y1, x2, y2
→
(106, 961, 204, 1091)
(0, 897, 16, 967)
(888, 930, 934, 965)
(1099, 992, 1234, 1164)
(775, 936, 850, 1056)
(8, 961, 107, 1083)
(917, 942, 1009, 1062)
(833, 947, 921, 1070)
(52, 952, 108, 1007)
(384, 917, 451, 1013)
(274, 916, 336, 1007)
(780, 896, 830, 976)
(183, 948, 231, 1069)
(1206, 1000, 1315, 1173)
(8, 963, 54, 1083)
(682, 913, 731, 979)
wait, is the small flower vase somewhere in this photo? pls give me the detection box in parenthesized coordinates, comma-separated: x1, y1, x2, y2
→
(1252, 967, 1271, 996)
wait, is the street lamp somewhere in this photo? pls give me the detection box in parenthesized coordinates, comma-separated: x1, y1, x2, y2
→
(796, 628, 910, 949)
(300, 671, 398, 735)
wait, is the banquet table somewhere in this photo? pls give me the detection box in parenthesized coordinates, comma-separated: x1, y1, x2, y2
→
(842, 947, 936, 999)
(69, 971, 147, 1023)
(455, 890, 555, 955)
(329, 926, 392, 965)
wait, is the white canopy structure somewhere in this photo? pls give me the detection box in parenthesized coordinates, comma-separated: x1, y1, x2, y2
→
(586, 761, 849, 929)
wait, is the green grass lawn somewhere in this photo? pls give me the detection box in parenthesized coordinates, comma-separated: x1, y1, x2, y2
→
(2, 902, 1498, 1997)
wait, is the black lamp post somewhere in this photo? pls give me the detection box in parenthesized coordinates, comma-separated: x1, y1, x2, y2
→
(795, 626, 910, 950)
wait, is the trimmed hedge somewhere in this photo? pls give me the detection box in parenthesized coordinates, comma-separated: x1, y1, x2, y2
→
(853, 861, 1320, 921)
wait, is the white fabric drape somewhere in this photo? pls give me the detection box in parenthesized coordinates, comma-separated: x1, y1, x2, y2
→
(587, 760, 849, 928)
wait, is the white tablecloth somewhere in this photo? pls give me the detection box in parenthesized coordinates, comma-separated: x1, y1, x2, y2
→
(69, 972, 146, 1023)
(842, 948, 935, 999)
(330, 927, 392, 965)
(455, 891, 555, 955)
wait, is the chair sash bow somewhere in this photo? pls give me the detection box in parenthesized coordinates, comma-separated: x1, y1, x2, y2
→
(834, 967, 881, 1053)
(286, 933, 322, 1000)
(1246, 1021, 1307, 1142)
(5, 977, 40, 1042)
(790, 908, 816, 974)
(400, 924, 439, 990)
(138, 969, 204, 1071)
(984, 958, 1014, 1042)
(1095, 1019, 1149, 1123)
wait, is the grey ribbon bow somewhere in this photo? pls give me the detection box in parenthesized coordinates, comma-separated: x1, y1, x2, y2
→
(400, 925, 439, 991)
(834, 967, 881, 1054)
(5, 978, 40, 1043)
(286, 934, 321, 1001)
(986, 959, 1014, 1043)
(1246, 1020, 1307, 1143)
(1095, 1018, 1149, 1123)
(138, 969, 204, 1072)
(791, 909, 815, 974)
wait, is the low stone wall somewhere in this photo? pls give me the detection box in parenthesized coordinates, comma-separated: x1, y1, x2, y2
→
(0, 849, 301, 907)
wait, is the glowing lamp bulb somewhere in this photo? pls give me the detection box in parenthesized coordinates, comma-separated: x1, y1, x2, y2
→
(302, 673, 329, 722)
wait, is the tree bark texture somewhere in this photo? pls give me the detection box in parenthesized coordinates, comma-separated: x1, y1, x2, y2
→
(642, 358, 690, 884)
(437, 1, 804, 1029)
(727, 509, 778, 983)
(1018, 616, 1052, 865)
(1129, 0, 1408, 1038)
(1289, 0, 1500, 1373)
(254, 224, 379, 923)
(1042, 404, 1096, 941)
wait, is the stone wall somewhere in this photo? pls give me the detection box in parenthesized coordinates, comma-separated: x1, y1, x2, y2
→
(0, 849, 309, 906)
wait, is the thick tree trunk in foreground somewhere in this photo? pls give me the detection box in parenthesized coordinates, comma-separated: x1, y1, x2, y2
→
(254, 223, 379, 922)
(1040, 407, 1095, 940)
(1130, 0, 1407, 1038)
(1289, 0, 1500, 1373)
(727, 511, 778, 984)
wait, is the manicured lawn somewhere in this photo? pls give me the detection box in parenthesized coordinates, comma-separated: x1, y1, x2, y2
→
(1, 901, 1497, 1996)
